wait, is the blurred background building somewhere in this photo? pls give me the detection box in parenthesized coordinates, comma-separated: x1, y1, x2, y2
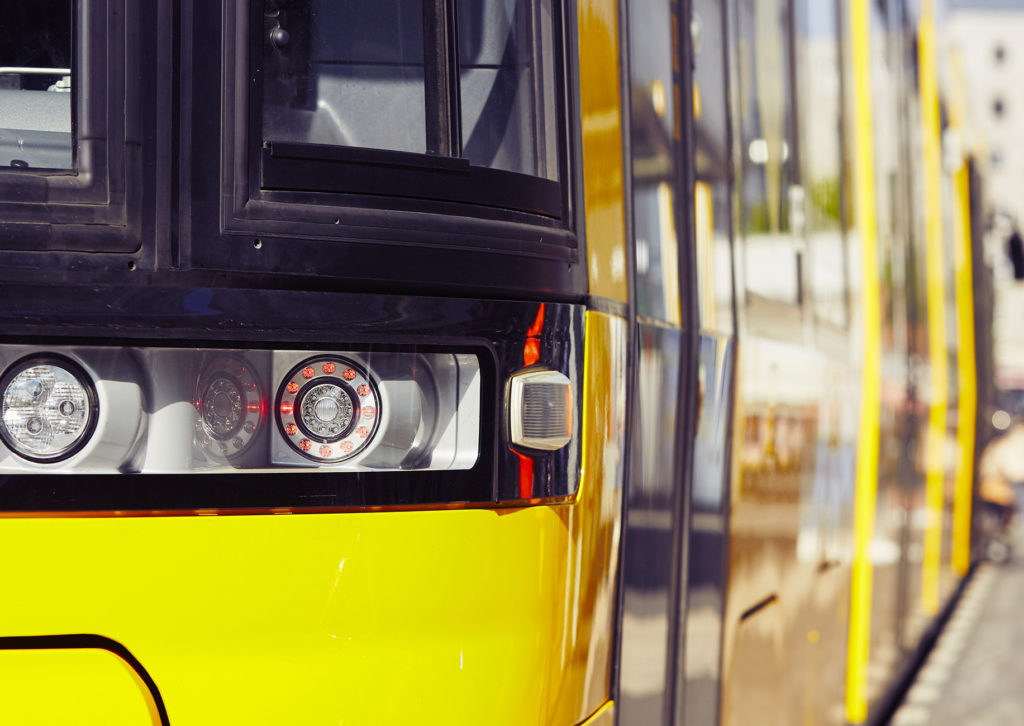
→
(943, 0, 1024, 407)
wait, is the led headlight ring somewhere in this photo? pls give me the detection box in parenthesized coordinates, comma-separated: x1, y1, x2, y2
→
(0, 354, 99, 464)
(276, 357, 381, 463)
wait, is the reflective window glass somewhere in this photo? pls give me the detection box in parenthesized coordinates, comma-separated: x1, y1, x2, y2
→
(734, 0, 799, 305)
(0, 2, 73, 170)
(261, 0, 560, 181)
(262, 0, 427, 154)
(458, 0, 559, 179)
(693, 0, 735, 334)
(794, 0, 847, 326)
(629, 0, 681, 323)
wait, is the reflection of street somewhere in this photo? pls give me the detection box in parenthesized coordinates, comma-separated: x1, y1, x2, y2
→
(722, 501, 851, 726)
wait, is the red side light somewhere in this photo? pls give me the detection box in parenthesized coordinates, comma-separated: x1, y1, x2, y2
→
(280, 402, 294, 416)
(523, 339, 540, 367)
(301, 367, 315, 379)
(357, 384, 370, 397)
(526, 303, 545, 337)
(322, 363, 336, 374)
(299, 439, 312, 452)
(286, 382, 299, 394)
(320, 445, 332, 458)
(342, 368, 357, 381)
(515, 451, 534, 499)
(523, 303, 545, 366)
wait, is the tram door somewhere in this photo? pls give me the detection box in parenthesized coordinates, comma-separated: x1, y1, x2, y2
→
(615, 0, 737, 723)
(616, 0, 692, 723)
(678, 0, 737, 723)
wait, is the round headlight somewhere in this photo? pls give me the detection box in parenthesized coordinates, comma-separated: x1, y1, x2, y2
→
(276, 356, 381, 462)
(0, 355, 98, 463)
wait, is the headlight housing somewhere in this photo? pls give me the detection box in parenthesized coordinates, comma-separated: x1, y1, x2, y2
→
(0, 355, 98, 463)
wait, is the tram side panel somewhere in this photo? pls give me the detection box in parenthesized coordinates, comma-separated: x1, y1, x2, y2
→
(717, 0, 858, 723)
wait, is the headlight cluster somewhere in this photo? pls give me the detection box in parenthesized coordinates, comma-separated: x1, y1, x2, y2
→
(0, 347, 481, 474)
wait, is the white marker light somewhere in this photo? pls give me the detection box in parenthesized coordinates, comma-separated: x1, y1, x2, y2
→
(509, 369, 573, 451)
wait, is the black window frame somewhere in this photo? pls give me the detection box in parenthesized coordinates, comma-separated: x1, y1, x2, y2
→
(220, 0, 580, 260)
(0, 0, 142, 253)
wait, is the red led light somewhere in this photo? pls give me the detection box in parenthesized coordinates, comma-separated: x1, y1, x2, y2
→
(320, 445, 332, 458)
(302, 367, 315, 379)
(527, 303, 546, 337)
(356, 426, 369, 439)
(286, 382, 299, 394)
(523, 338, 540, 367)
(342, 368, 357, 381)
(357, 384, 370, 397)
(280, 402, 294, 416)
(299, 439, 312, 452)
(515, 451, 535, 499)
(285, 423, 298, 436)
(362, 406, 376, 418)
(341, 441, 354, 453)
(523, 302, 545, 366)
(322, 362, 336, 374)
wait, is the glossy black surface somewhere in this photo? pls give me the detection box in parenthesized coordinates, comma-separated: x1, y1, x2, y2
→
(619, 324, 686, 724)
(0, 285, 584, 510)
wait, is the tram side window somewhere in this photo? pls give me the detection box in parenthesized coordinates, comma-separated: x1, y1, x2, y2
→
(261, 0, 559, 182)
(794, 0, 847, 327)
(0, 3, 73, 170)
(733, 0, 800, 306)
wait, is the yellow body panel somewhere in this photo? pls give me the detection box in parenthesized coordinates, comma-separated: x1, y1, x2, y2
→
(578, 0, 628, 304)
(845, 0, 883, 721)
(0, 648, 160, 725)
(918, 0, 950, 618)
(0, 313, 626, 725)
(947, 54, 977, 578)
(577, 700, 615, 726)
(951, 162, 976, 577)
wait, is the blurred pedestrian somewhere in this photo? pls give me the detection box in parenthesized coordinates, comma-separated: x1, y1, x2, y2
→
(1008, 229, 1024, 280)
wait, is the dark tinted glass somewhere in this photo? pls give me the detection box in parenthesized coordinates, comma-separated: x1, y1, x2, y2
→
(458, 0, 559, 179)
(262, 0, 427, 153)
(0, 2, 73, 170)
(628, 0, 681, 322)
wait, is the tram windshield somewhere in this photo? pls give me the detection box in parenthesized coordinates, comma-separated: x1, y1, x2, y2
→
(261, 0, 559, 180)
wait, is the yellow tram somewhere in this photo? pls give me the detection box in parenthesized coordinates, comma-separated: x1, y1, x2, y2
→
(0, 0, 987, 725)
